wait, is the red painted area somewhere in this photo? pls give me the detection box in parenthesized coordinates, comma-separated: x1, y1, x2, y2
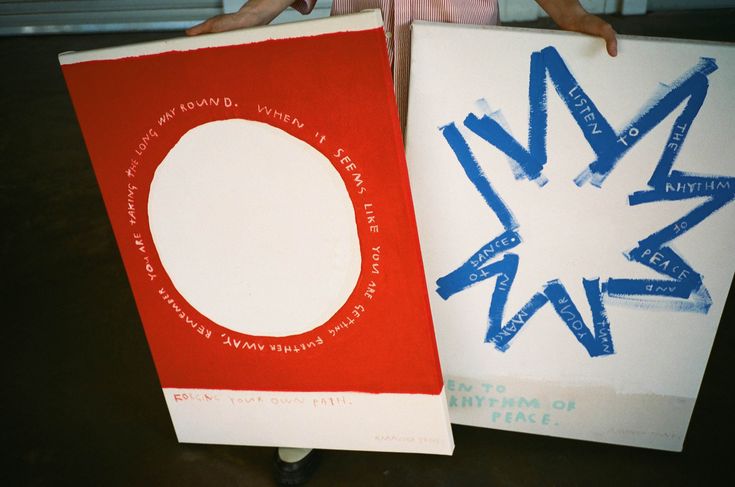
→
(62, 29, 443, 394)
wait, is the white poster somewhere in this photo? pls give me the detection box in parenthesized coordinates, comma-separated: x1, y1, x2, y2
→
(406, 22, 735, 451)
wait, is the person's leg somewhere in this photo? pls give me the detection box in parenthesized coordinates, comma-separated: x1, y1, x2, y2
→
(277, 448, 313, 463)
(273, 448, 321, 486)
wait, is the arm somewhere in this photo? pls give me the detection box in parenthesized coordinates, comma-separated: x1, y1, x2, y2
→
(186, 0, 315, 36)
(535, 0, 617, 56)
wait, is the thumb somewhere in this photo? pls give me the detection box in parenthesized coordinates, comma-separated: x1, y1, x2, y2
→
(585, 16, 618, 57)
(186, 19, 212, 36)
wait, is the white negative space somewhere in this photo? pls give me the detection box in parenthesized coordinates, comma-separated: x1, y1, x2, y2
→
(148, 119, 361, 337)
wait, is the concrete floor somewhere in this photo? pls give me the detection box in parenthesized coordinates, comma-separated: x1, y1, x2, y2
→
(4, 8, 735, 487)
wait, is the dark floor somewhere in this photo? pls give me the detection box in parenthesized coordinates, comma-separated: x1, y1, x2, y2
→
(4, 8, 735, 487)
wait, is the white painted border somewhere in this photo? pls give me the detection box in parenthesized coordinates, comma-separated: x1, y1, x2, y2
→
(445, 375, 693, 451)
(59, 9, 382, 65)
(163, 387, 455, 454)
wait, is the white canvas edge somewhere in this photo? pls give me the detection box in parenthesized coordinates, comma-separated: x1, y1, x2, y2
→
(163, 386, 455, 455)
(59, 9, 383, 65)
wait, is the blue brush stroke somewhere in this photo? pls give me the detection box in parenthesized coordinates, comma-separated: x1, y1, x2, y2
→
(625, 245, 699, 285)
(441, 122, 517, 230)
(436, 230, 522, 299)
(605, 279, 693, 298)
(486, 290, 548, 352)
(629, 175, 735, 203)
(638, 192, 735, 248)
(436, 45, 733, 357)
(577, 57, 717, 187)
(484, 276, 615, 357)
(543, 280, 614, 357)
(646, 77, 709, 188)
(606, 283, 713, 313)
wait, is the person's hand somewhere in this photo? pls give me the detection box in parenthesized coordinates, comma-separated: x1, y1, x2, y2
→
(187, 0, 296, 36)
(186, 11, 266, 35)
(536, 0, 617, 56)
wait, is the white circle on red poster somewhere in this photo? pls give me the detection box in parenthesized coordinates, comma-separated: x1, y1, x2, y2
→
(148, 119, 361, 337)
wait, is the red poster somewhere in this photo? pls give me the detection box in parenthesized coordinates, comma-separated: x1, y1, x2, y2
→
(60, 11, 452, 454)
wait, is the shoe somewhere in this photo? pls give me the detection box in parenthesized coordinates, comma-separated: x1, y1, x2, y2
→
(273, 448, 322, 486)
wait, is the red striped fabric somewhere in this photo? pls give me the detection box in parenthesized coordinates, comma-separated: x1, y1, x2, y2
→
(293, 0, 500, 125)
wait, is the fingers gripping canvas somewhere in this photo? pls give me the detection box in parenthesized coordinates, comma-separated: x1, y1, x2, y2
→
(60, 12, 453, 454)
(405, 23, 735, 451)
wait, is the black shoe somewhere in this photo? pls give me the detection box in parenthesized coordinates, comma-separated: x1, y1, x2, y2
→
(273, 448, 322, 486)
